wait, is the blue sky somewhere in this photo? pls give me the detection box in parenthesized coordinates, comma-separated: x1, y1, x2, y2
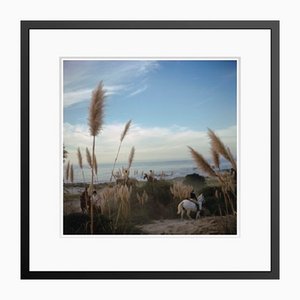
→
(63, 60, 237, 163)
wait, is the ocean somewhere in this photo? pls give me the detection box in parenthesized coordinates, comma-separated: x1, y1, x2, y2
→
(65, 159, 232, 183)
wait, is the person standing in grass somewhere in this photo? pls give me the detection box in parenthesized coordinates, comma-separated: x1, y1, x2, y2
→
(189, 190, 200, 211)
(149, 170, 154, 181)
(80, 186, 89, 214)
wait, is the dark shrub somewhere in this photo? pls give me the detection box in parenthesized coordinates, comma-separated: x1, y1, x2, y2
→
(200, 186, 225, 216)
(64, 212, 113, 234)
(184, 173, 205, 184)
(64, 212, 142, 235)
(183, 173, 206, 191)
(63, 213, 89, 234)
(200, 186, 236, 216)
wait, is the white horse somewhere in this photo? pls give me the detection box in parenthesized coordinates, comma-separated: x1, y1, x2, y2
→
(177, 194, 205, 220)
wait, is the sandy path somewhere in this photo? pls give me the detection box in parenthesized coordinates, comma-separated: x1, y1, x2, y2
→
(137, 216, 235, 235)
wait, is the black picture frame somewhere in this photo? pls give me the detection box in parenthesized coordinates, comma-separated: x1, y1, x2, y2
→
(21, 20, 279, 280)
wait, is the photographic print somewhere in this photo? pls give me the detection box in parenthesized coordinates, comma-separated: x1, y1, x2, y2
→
(62, 59, 238, 235)
(21, 20, 279, 279)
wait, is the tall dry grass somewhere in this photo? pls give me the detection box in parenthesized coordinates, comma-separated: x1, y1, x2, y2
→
(86, 147, 92, 169)
(215, 190, 223, 215)
(93, 153, 99, 183)
(119, 146, 136, 185)
(208, 128, 236, 171)
(89, 82, 105, 137)
(99, 185, 132, 231)
(189, 129, 237, 215)
(211, 148, 220, 170)
(110, 120, 132, 182)
(170, 181, 193, 201)
(88, 81, 105, 234)
(70, 164, 74, 183)
(66, 161, 70, 181)
(188, 146, 217, 178)
(114, 185, 132, 230)
(226, 146, 237, 171)
(128, 146, 135, 170)
(100, 186, 117, 219)
(77, 147, 85, 183)
(137, 190, 149, 206)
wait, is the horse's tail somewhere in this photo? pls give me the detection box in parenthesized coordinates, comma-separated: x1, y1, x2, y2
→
(177, 201, 183, 214)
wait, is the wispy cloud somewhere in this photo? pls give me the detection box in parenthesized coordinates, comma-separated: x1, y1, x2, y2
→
(136, 60, 160, 75)
(64, 89, 91, 107)
(127, 85, 148, 97)
(63, 60, 159, 107)
(64, 84, 126, 107)
(63, 122, 236, 164)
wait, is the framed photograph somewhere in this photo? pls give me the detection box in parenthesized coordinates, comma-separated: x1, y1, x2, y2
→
(21, 20, 279, 279)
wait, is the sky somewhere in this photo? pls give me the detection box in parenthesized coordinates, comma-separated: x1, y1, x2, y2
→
(63, 60, 237, 164)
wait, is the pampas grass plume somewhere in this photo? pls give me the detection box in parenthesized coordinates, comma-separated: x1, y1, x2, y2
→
(211, 148, 220, 169)
(128, 146, 135, 169)
(88, 81, 105, 137)
(77, 147, 83, 169)
(66, 161, 70, 181)
(121, 120, 131, 142)
(86, 147, 92, 169)
(70, 164, 74, 183)
(188, 146, 216, 177)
